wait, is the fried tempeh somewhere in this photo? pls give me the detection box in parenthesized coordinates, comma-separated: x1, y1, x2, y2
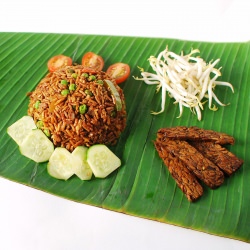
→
(157, 126, 235, 145)
(156, 138, 224, 188)
(154, 141, 203, 202)
(189, 141, 243, 176)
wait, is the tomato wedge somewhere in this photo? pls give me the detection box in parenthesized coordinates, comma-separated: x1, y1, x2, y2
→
(81, 52, 104, 71)
(47, 55, 72, 72)
(106, 63, 130, 84)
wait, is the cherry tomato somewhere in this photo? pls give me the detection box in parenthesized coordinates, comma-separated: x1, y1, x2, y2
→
(106, 63, 130, 84)
(47, 55, 72, 72)
(81, 52, 104, 71)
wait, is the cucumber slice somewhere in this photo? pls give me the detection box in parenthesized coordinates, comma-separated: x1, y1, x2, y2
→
(104, 80, 122, 111)
(47, 147, 75, 180)
(19, 129, 54, 163)
(87, 144, 121, 178)
(7, 116, 37, 146)
(72, 146, 93, 180)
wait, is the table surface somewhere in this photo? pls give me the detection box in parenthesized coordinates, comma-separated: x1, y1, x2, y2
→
(1, 1, 250, 249)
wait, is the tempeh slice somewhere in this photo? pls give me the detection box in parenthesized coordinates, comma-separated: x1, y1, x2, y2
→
(157, 126, 235, 145)
(190, 141, 243, 176)
(156, 138, 224, 188)
(154, 141, 203, 202)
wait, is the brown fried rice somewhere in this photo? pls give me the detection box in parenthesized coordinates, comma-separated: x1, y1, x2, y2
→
(28, 65, 126, 152)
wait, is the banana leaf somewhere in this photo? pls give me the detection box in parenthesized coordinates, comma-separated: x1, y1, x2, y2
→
(0, 32, 249, 243)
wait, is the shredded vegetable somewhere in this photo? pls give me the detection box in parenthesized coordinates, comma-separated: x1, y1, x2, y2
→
(134, 46, 234, 120)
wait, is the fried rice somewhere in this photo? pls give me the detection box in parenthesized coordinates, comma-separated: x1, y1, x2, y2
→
(27, 65, 126, 152)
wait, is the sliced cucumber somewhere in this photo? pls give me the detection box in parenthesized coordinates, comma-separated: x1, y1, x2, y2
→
(47, 147, 75, 180)
(104, 80, 122, 111)
(87, 144, 121, 178)
(19, 129, 54, 163)
(72, 146, 93, 180)
(7, 116, 37, 146)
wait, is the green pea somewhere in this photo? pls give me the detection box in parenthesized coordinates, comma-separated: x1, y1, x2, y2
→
(60, 79, 68, 85)
(61, 89, 70, 96)
(84, 89, 93, 96)
(69, 84, 76, 91)
(97, 80, 103, 85)
(34, 100, 41, 109)
(36, 120, 44, 129)
(88, 75, 96, 81)
(67, 69, 75, 74)
(43, 129, 51, 137)
(79, 104, 87, 114)
(82, 73, 89, 78)
(71, 73, 78, 79)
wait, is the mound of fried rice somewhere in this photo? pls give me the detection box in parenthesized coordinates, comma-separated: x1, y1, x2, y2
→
(27, 65, 126, 152)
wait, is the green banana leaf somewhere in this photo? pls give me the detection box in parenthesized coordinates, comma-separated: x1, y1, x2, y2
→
(0, 32, 249, 243)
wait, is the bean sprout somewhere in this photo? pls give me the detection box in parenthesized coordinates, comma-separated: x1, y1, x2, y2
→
(134, 46, 234, 120)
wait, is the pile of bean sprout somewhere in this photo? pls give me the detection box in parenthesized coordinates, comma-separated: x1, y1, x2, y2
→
(134, 46, 234, 120)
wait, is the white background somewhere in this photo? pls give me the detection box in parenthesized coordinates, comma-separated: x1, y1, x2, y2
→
(0, 0, 250, 249)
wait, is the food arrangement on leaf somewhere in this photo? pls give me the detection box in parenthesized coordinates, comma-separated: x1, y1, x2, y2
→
(2, 33, 249, 243)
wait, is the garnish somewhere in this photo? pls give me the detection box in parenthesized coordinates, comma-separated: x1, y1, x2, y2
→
(134, 46, 234, 120)
(106, 63, 130, 84)
(104, 79, 122, 111)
